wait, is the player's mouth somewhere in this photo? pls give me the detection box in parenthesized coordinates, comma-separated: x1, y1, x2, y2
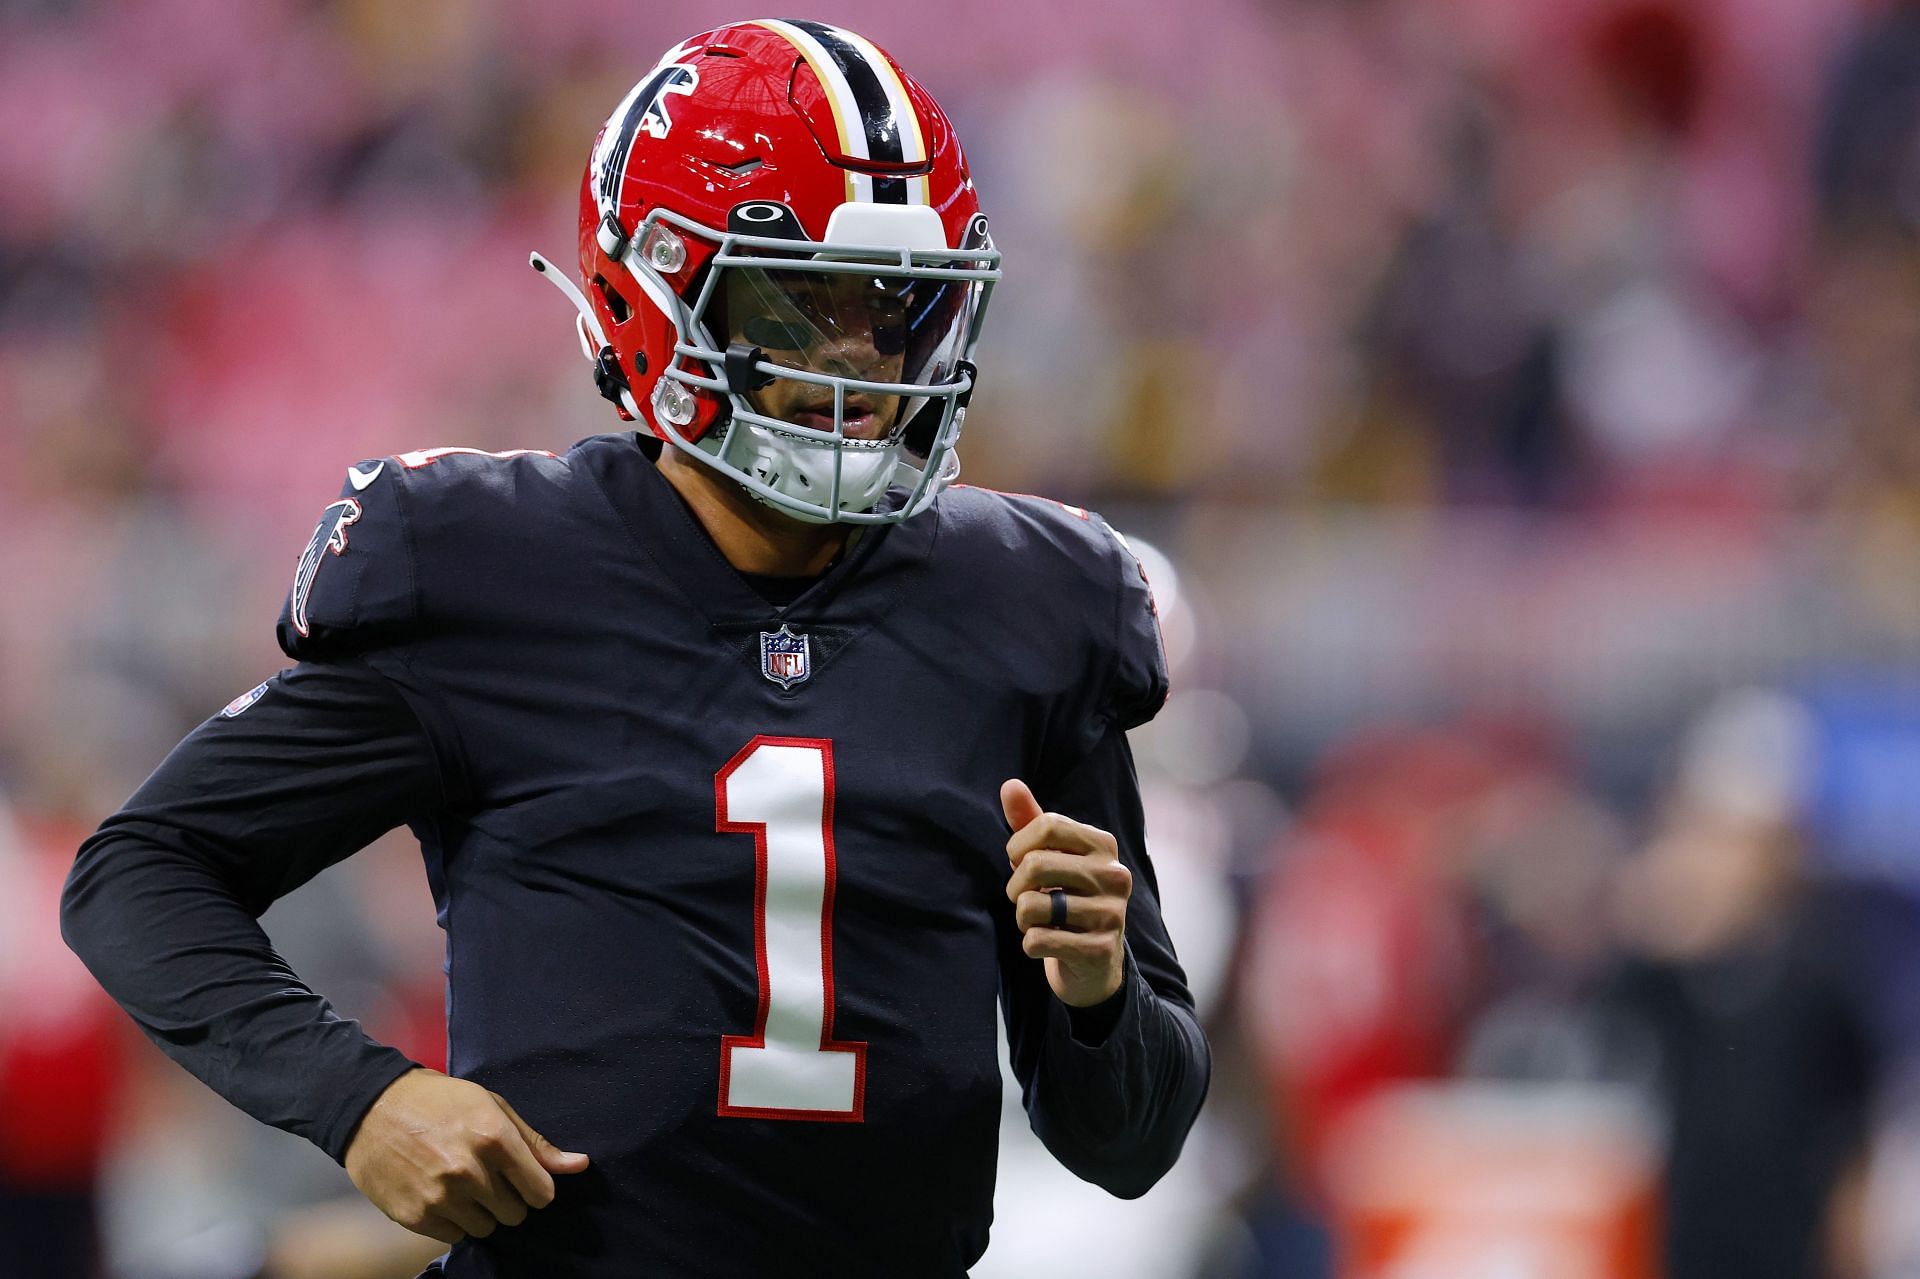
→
(793, 397, 887, 439)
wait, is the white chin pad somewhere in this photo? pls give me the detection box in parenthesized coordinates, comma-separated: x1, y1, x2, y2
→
(820, 203, 948, 253)
(722, 422, 897, 514)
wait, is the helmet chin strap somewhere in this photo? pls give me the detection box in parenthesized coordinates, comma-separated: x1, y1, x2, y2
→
(718, 416, 898, 521)
(530, 252, 646, 421)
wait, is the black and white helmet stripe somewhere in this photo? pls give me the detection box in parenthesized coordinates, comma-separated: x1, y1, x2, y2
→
(752, 19, 929, 205)
(791, 19, 906, 166)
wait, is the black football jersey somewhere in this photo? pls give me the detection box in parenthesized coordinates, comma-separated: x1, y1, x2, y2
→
(64, 433, 1209, 1277)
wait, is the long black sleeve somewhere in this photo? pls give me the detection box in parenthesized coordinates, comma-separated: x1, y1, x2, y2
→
(999, 725, 1211, 1198)
(60, 660, 445, 1163)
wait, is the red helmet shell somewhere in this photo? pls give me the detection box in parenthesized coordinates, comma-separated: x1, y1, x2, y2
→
(578, 20, 981, 441)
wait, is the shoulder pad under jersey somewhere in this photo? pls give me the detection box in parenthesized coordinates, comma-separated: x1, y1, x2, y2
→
(1095, 516, 1170, 732)
(940, 486, 1170, 735)
(275, 446, 559, 660)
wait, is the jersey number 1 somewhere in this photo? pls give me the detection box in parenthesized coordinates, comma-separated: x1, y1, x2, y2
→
(714, 736, 866, 1121)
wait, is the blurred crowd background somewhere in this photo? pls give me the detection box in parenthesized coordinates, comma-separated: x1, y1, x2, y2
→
(6, 0, 1920, 1276)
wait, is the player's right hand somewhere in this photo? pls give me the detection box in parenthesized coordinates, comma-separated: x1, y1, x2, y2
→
(344, 1067, 590, 1245)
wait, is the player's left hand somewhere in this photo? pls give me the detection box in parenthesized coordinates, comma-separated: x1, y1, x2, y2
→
(1001, 778, 1130, 1008)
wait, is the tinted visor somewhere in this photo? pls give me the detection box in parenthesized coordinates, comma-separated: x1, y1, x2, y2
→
(717, 264, 976, 391)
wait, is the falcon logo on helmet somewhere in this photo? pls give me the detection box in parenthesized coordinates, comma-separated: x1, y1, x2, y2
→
(638, 64, 698, 140)
(591, 58, 701, 205)
(530, 19, 1001, 527)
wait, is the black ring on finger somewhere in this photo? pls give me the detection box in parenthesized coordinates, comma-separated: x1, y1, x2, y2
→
(1049, 888, 1069, 930)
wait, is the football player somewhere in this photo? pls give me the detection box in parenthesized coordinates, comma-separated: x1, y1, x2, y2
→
(62, 19, 1209, 1276)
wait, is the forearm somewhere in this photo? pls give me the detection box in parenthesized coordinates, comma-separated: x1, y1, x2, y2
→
(60, 660, 445, 1162)
(62, 825, 417, 1162)
(1023, 946, 1211, 1197)
(1004, 722, 1211, 1195)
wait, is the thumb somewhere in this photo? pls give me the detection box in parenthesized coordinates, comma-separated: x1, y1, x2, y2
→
(532, 1137, 590, 1176)
(1001, 778, 1044, 833)
(494, 1094, 591, 1175)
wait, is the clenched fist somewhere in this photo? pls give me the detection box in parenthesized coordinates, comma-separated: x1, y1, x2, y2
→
(1001, 778, 1132, 1008)
(344, 1068, 589, 1245)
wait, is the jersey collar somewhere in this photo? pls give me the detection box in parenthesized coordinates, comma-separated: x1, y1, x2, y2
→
(577, 432, 941, 633)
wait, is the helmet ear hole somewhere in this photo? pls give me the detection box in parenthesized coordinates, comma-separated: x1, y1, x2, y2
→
(593, 275, 632, 325)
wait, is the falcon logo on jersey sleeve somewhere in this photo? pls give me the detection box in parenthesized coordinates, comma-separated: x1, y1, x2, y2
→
(290, 498, 362, 638)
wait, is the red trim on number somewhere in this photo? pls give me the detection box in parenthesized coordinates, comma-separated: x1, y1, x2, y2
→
(713, 735, 867, 1123)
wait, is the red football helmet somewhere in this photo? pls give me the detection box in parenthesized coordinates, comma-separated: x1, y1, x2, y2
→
(533, 19, 1000, 524)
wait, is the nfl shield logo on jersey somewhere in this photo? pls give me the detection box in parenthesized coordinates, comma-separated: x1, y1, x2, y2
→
(760, 624, 811, 689)
(220, 681, 271, 718)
